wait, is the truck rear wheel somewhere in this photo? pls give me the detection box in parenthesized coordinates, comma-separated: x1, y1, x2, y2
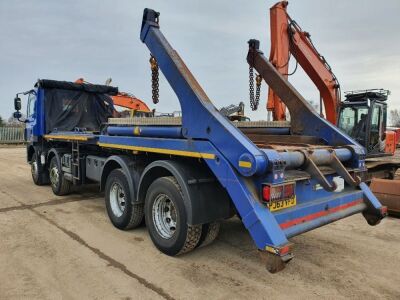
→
(105, 169, 144, 230)
(196, 222, 220, 248)
(31, 152, 48, 186)
(49, 156, 72, 196)
(145, 176, 202, 256)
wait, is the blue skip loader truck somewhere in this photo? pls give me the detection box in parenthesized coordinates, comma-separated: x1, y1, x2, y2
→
(13, 9, 387, 272)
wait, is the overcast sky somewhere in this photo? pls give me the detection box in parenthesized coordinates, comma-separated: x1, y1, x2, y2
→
(1, 0, 399, 122)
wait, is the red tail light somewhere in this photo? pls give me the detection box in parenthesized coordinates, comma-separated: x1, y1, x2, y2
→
(262, 182, 295, 203)
(262, 185, 271, 202)
(284, 183, 295, 198)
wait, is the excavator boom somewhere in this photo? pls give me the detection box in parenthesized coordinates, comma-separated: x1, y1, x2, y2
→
(266, 2, 400, 216)
(75, 78, 151, 112)
(268, 1, 340, 123)
(111, 93, 151, 112)
(268, 1, 289, 121)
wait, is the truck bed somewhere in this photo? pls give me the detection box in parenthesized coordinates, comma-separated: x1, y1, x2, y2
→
(107, 116, 329, 150)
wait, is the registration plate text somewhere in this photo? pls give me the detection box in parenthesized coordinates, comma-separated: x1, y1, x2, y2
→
(269, 197, 296, 212)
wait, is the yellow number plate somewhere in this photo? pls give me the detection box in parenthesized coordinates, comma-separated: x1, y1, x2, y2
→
(269, 197, 296, 212)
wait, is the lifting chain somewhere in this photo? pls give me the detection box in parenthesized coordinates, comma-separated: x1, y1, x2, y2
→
(150, 55, 159, 104)
(249, 66, 262, 111)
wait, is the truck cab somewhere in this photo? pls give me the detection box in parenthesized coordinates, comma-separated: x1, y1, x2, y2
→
(13, 88, 43, 142)
(338, 89, 389, 157)
(25, 89, 42, 142)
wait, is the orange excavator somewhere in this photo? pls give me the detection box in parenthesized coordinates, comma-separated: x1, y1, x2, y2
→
(268, 1, 340, 124)
(266, 1, 400, 215)
(75, 78, 151, 114)
(267, 1, 397, 156)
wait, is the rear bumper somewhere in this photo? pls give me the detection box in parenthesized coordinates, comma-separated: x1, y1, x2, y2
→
(281, 199, 365, 238)
(272, 187, 385, 239)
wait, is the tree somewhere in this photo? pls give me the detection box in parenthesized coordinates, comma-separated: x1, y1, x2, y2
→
(0, 116, 5, 127)
(390, 109, 400, 127)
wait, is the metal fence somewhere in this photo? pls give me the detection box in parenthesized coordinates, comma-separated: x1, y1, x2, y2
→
(0, 127, 25, 144)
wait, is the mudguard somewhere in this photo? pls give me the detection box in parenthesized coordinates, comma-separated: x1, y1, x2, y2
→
(100, 155, 143, 202)
(138, 160, 233, 225)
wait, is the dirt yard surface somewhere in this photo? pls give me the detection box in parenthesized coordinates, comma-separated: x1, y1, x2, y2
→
(0, 147, 399, 299)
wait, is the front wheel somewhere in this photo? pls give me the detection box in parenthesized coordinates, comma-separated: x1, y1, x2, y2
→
(49, 156, 72, 196)
(31, 152, 49, 185)
(145, 176, 202, 256)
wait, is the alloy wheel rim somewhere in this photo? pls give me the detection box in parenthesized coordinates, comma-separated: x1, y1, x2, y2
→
(110, 182, 126, 217)
(50, 166, 59, 187)
(31, 161, 38, 179)
(152, 194, 177, 239)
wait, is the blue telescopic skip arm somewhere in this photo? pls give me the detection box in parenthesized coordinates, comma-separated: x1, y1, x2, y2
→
(140, 8, 292, 252)
(139, 9, 387, 260)
(140, 9, 269, 177)
(246, 39, 387, 221)
(246, 39, 357, 147)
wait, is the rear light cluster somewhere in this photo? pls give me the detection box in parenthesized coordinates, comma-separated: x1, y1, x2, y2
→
(262, 182, 295, 203)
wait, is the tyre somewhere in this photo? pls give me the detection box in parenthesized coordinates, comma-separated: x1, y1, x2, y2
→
(31, 152, 49, 185)
(196, 221, 220, 248)
(49, 156, 72, 196)
(105, 169, 144, 230)
(145, 176, 202, 256)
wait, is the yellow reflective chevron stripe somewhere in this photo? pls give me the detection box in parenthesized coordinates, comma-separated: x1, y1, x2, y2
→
(97, 142, 215, 160)
(44, 135, 89, 141)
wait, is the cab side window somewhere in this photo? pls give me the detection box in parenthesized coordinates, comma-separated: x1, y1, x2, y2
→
(370, 105, 381, 131)
(27, 93, 37, 118)
(338, 107, 355, 135)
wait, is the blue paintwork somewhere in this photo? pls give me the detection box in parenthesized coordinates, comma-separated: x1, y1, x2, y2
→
(23, 9, 385, 256)
(359, 182, 384, 211)
(274, 187, 364, 225)
(25, 88, 46, 142)
(107, 126, 183, 138)
(136, 8, 385, 253)
(247, 41, 365, 150)
(204, 148, 290, 248)
(99, 135, 216, 154)
(283, 202, 366, 238)
(140, 12, 268, 177)
(276, 148, 352, 169)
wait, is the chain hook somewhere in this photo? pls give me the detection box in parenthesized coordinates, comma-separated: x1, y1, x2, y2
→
(149, 54, 159, 104)
(249, 66, 262, 111)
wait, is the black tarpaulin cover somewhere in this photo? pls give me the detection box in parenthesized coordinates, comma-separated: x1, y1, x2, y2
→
(36, 79, 119, 95)
(41, 80, 116, 132)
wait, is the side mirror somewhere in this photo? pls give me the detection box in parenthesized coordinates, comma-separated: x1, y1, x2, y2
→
(14, 96, 21, 111)
(13, 111, 22, 119)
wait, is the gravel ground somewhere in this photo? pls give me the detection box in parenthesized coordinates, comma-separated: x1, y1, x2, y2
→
(0, 147, 399, 299)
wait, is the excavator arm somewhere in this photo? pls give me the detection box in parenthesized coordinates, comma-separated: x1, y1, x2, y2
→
(110, 93, 151, 112)
(268, 1, 340, 124)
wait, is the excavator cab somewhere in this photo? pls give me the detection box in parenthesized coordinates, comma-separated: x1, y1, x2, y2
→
(338, 89, 389, 157)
